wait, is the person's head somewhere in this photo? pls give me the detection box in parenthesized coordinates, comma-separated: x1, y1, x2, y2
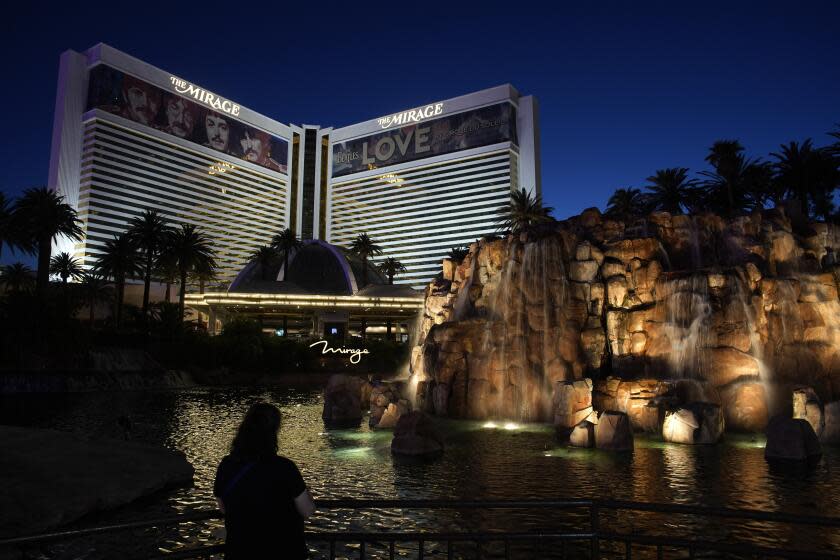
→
(240, 130, 271, 163)
(205, 112, 230, 151)
(121, 75, 159, 125)
(230, 402, 281, 459)
(163, 96, 196, 138)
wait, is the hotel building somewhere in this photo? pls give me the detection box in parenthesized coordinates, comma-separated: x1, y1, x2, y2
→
(49, 44, 540, 289)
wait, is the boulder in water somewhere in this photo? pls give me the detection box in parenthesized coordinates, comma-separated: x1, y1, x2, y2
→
(594, 411, 634, 451)
(376, 400, 412, 429)
(662, 402, 724, 444)
(369, 382, 403, 428)
(322, 374, 369, 428)
(569, 420, 595, 448)
(553, 378, 593, 437)
(764, 415, 822, 463)
(391, 411, 444, 457)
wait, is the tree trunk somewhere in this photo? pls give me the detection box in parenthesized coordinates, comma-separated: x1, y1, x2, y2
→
(115, 277, 125, 327)
(179, 269, 188, 320)
(165, 281, 171, 302)
(142, 251, 152, 316)
(36, 233, 51, 299)
(282, 316, 288, 337)
(283, 251, 289, 281)
(362, 254, 368, 286)
(89, 295, 95, 324)
(386, 319, 392, 341)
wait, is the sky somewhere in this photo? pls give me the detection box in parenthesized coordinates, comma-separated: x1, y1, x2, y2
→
(1, 1, 838, 265)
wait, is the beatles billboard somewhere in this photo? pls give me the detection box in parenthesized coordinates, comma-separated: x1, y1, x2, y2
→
(332, 102, 517, 177)
(86, 65, 288, 174)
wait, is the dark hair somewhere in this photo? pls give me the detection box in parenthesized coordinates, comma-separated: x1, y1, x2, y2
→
(230, 402, 281, 459)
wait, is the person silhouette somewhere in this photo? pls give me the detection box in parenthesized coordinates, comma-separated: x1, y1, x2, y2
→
(214, 402, 315, 559)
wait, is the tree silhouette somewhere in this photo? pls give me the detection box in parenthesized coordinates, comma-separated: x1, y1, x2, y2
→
(95, 234, 142, 327)
(350, 233, 383, 286)
(771, 140, 838, 219)
(127, 209, 173, 316)
(13, 188, 83, 299)
(606, 187, 647, 218)
(250, 245, 280, 281)
(378, 257, 406, 284)
(2, 263, 34, 294)
(78, 271, 113, 324)
(270, 228, 301, 281)
(644, 168, 699, 215)
(169, 224, 217, 320)
(49, 252, 82, 284)
(495, 188, 554, 234)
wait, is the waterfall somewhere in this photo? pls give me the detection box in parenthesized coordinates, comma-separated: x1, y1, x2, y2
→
(659, 273, 713, 379)
(475, 237, 569, 421)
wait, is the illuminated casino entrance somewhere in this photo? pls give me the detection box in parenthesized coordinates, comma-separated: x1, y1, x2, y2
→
(185, 240, 424, 341)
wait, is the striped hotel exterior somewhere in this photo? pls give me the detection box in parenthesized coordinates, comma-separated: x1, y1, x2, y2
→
(48, 45, 539, 290)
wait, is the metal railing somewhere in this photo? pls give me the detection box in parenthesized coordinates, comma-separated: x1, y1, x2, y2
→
(2, 498, 840, 559)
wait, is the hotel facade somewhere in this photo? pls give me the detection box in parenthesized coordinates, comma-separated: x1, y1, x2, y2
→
(49, 44, 540, 289)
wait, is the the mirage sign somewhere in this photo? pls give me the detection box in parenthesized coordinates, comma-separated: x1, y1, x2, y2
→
(332, 103, 517, 177)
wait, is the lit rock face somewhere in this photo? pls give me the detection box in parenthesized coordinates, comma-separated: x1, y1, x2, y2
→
(569, 420, 596, 448)
(410, 207, 840, 430)
(793, 386, 840, 444)
(369, 382, 404, 428)
(391, 411, 444, 457)
(764, 415, 822, 462)
(594, 411, 634, 451)
(553, 378, 595, 437)
(662, 402, 725, 444)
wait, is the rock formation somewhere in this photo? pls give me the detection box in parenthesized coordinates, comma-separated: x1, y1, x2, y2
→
(391, 412, 445, 457)
(764, 415, 822, 462)
(322, 374, 370, 428)
(410, 207, 840, 433)
(662, 402, 725, 444)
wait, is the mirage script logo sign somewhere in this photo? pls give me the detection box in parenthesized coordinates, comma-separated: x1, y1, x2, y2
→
(309, 340, 370, 364)
(169, 76, 241, 117)
(377, 103, 444, 129)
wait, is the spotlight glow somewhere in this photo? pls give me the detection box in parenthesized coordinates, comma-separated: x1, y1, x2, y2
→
(503, 422, 519, 431)
(482, 421, 498, 429)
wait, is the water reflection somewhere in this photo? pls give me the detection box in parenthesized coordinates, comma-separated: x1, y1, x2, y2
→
(1, 387, 840, 558)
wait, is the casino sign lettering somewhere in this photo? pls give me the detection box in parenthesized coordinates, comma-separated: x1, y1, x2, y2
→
(169, 76, 241, 117)
(377, 103, 443, 129)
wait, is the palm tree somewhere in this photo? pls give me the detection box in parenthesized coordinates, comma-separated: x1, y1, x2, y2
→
(606, 187, 647, 218)
(78, 271, 112, 324)
(0, 192, 22, 260)
(127, 209, 173, 316)
(169, 224, 217, 320)
(495, 188, 554, 234)
(49, 252, 82, 284)
(2, 263, 34, 294)
(95, 233, 142, 327)
(700, 140, 746, 215)
(191, 259, 217, 294)
(378, 257, 406, 284)
(13, 188, 83, 298)
(270, 228, 301, 281)
(644, 168, 699, 215)
(350, 233, 382, 286)
(771, 140, 837, 218)
(250, 245, 280, 281)
(155, 250, 179, 303)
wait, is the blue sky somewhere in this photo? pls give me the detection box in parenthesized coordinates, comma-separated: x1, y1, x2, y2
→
(1, 1, 838, 264)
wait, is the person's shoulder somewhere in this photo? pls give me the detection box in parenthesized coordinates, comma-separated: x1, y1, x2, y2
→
(272, 455, 300, 469)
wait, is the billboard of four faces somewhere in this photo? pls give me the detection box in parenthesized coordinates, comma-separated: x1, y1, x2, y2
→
(86, 65, 288, 174)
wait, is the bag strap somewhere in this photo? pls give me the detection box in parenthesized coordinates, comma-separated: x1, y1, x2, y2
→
(222, 461, 257, 499)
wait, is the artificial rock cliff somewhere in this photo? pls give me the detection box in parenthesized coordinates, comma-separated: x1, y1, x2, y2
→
(409, 207, 840, 432)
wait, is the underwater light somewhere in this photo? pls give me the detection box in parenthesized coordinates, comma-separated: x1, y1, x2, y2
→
(503, 422, 519, 431)
(482, 421, 498, 429)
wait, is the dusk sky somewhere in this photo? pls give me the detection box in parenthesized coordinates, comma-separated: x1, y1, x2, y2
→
(2, 1, 838, 266)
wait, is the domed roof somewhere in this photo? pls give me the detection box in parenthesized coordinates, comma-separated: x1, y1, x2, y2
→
(229, 239, 390, 295)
